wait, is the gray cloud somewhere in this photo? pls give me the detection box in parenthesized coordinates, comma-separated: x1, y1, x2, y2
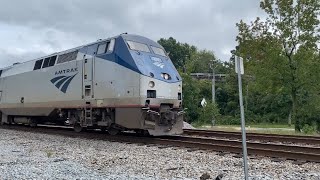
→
(0, 48, 45, 67)
(0, 0, 265, 68)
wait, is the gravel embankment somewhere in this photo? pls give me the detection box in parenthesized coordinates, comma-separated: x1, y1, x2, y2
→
(0, 128, 319, 180)
(183, 121, 195, 129)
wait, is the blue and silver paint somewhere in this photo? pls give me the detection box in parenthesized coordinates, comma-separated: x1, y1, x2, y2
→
(79, 34, 181, 83)
(51, 70, 78, 93)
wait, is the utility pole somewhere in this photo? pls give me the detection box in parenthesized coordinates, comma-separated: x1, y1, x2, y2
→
(212, 67, 215, 103)
(210, 60, 216, 127)
(183, 54, 189, 73)
(210, 60, 215, 103)
(245, 84, 248, 111)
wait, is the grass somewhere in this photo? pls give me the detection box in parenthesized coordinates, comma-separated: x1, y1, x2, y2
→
(191, 122, 319, 136)
(191, 122, 293, 129)
(44, 149, 54, 158)
(247, 123, 293, 129)
(247, 129, 319, 136)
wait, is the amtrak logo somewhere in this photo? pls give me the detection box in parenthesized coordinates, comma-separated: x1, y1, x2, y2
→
(151, 56, 165, 68)
(50, 73, 78, 93)
(55, 68, 78, 75)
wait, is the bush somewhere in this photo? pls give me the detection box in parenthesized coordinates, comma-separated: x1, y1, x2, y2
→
(216, 115, 241, 125)
(296, 110, 320, 134)
(198, 102, 220, 125)
(301, 124, 317, 134)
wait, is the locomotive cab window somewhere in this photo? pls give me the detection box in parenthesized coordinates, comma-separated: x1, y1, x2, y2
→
(108, 39, 115, 52)
(97, 39, 115, 55)
(97, 43, 107, 54)
(151, 46, 167, 57)
(33, 59, 43, 70)
(126, 40, 150, 52)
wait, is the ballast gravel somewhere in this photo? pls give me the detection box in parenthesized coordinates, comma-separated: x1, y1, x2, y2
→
(0, 129, 319, 180)
(183, 121, 195, 129)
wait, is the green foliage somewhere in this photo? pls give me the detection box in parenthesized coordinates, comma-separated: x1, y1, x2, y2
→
(301, 124, 317, 134)
(44, 149, 54, 158)
(186, 50, 216, 73)
(158, 37, 196, 72)
(157, 26, 319, 133)
(198, 102, 220, 125)
(216, 116, 241, 125)
(158, 37, 230, 74)
(180, 73, 201, 122)
(236, 0, 320, 131)
(159, 37, 228, 125)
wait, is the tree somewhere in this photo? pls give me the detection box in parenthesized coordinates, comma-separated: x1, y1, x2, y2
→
(187, 50, 217, 73)
(180, 73, 201, 122)
(236, 0, 320, 131)
(158, 37, 196, 72)
(158, 37, 225, 124)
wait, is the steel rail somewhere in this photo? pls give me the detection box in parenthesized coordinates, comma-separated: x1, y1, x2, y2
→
(164, 136, 320, 155)
(1, 125, 320, 163)
(183, 129, 320, 145)
(153, 137, 320, 163)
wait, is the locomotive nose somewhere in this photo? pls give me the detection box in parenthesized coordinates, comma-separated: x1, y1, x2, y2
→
(146, 56, 180, 83)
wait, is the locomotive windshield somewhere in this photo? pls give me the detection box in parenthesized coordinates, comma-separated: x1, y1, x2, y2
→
(127, 40, 150, 52)
(126, 40, 167, 58)
(151, 46, 167, 57)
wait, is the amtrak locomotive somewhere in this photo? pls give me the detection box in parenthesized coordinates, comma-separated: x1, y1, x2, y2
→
(0, 34, 183, 136)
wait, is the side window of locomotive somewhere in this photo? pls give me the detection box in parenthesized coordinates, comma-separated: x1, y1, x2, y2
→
(42, 56, 57, 68)
(97, 43, 107, 54)
(42, 57, 50, 68)
(97, 40, 114, 55)
(33, 59, 43, 70)
(48, 56, 57, 67)
(108, 39, 115, 52)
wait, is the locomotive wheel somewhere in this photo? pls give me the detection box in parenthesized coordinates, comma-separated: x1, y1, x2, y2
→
(100, 127, 107, 132)
(29, 119, 37, 127)
(107, 127, 119, 135)
(7, 116, 13, 125)
(73, 123, 84, 133)
(0, 112, 3, 126)
(29, 122, 37, 127)
(135, 130, 150, 136)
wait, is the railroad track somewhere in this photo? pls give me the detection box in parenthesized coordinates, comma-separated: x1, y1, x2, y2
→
(1, 125, 320, 163)
(160, 135, 320, 163)
(183, 129, 320, 145)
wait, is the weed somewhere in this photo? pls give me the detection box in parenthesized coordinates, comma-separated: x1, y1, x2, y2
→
(44, 149, 54, 158)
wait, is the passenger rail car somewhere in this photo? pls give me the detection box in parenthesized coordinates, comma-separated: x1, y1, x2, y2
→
(0, 34, 183, 136)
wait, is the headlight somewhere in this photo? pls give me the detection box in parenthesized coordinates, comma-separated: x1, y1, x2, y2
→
(161, 73, 171, 80)
(164, 74, 169, 80)
(149, 81, 155, 88)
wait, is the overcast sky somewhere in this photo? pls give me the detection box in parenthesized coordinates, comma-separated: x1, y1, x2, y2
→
(0, 0, 265, 67)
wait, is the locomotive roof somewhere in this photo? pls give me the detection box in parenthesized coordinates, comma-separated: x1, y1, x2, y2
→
(0, 33, 160, 70)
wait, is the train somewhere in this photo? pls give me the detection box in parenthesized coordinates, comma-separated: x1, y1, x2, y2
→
(0, 33, 184, 136)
